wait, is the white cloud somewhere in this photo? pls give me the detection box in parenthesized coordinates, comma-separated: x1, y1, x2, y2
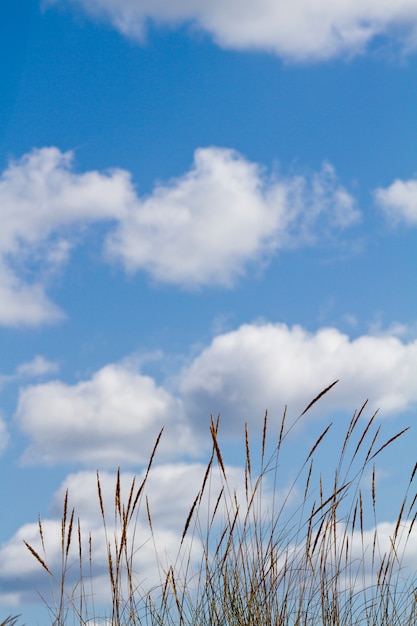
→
(0, 355, 59, 392)
(106, 149, 359, 287)
(47, 0, 417, 61)
(180, 323, 417, 433)
(16, 355, 59, 378)
(0, 146, 358, 326)
(0, 261, 64, 326)
(0, 147, 133, 327)
(15, 363, 194, 466)
(375, 177, 417, 226)
(14, 323, 417, 467)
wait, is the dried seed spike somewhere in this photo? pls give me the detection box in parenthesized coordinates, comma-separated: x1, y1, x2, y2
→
(407, 492, 417, 517)
(352, 502, 358, 533)
(245, 422, 251, 477)
(107, 543, 115, 589)
(78, 518, 82, 562)
(65, 507, 75, 559)
(129, 480, 146, 521)
(369, 427, 410, 461)
(181, 492, 200, 544)
(38, 514, 46, 554)
(352, 412, 376, 463)
(300, 380, 339, 417)
(356, 398, 369, 421)
(365, 423, 381, 462)
(214, 524, 229, 559)
(125, 476, 136, 521)
(145, 427, 164, 480)
(408, 510, 417, 536)
(372, 527, 377, 567)
(319, 473, 323, 505)
(372, 464, 376, 513)
(393, 497, 406, 544)
(24, 540, 52, 576)
(97, 471, 105, 520)
(409, 461, 417, 485)
(306, 423, 332, 461)
(345, 400, 369, 451)
(210, 419, 226, 479)
(61, 489, 69, 552)
(388, 536, 399, 564)
(211, 413, 220, 436)
(310, 517, 326, 556)
(128, 431, 163, 521)
(304, 459, 314, 500)
(312, 483, 350, 517)
(305, 510, 314, 554)
(115, 467, 121, 518)
(211, 486, 224, 527)
(146, 495, 153, 532)
(199, 455, 213, 504)
(278, 406, 286, 449)
(261, 410, 268, 462)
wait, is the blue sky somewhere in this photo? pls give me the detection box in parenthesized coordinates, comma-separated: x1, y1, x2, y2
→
(0, 0, 417, 622)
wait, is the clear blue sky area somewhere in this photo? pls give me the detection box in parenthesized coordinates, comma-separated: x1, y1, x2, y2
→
(0, 1, 416, 623)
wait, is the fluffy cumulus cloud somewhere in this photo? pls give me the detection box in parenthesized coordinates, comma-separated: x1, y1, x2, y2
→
(15, 363, 194, 466)
(0, 147, 133, 326)
(106, 146, 285, 287)
(0, 146, 358, 326)
(14, 323, 417, 467)
(180, 323, 417, 432)
(375, 177, 417, 226)
(106, 150, 359, 287)
(47, 0, 417, 61)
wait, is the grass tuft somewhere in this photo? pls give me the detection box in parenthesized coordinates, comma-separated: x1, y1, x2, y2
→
(25, 384, 417, 626)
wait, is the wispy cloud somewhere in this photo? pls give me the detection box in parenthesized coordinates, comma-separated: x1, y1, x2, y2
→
(16, 356, 60, 378)
(0, 355, 59, 390)
(46, 0, 417, 61)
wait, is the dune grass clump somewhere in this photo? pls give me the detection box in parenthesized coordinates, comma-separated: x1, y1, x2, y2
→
(25, 382, 417, 626)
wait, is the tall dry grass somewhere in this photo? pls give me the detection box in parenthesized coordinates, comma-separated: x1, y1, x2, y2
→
(24, 383, 417, 626)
